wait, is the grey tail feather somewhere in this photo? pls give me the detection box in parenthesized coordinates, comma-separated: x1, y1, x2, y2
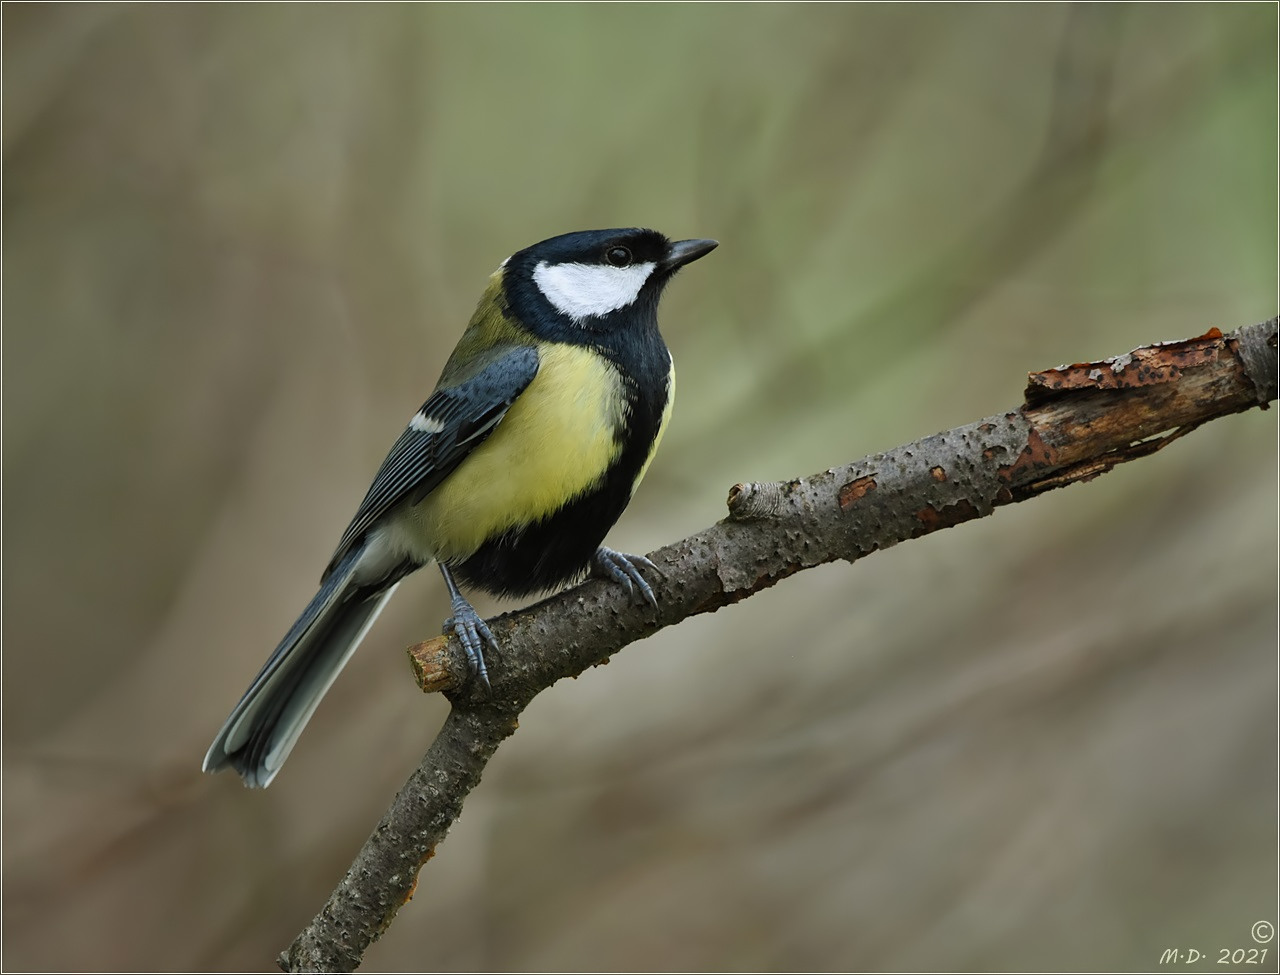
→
(202, 544, 398, 788)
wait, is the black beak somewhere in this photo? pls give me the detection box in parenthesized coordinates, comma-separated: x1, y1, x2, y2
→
(661, 238, 718, 271)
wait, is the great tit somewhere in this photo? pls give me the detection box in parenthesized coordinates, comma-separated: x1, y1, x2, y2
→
(202, 228, 717, 787)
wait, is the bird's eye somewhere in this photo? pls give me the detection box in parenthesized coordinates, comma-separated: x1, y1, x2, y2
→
(605, 246, 633, 267)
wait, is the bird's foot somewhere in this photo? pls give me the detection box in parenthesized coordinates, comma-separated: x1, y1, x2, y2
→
(443, 594, 497, 691)
(592, 546, 660, 608)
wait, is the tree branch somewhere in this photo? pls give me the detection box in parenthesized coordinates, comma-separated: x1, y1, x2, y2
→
(280, 318, 1276, 972)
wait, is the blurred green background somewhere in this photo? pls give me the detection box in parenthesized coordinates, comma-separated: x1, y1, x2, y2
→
(3, 3, 1276, 971)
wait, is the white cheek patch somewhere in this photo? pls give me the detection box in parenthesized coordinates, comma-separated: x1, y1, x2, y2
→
(409, 411, 445, 434)
(532, 260, 657, 324)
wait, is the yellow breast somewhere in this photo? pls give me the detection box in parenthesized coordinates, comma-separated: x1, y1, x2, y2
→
(407, 342, 628, 563)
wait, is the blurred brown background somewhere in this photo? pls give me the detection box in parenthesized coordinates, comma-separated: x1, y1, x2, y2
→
(3, 4, 1276, 972)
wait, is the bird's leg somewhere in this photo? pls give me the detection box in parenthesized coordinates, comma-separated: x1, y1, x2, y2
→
(592, 547, 660, 608)
(439, 564, 496, 691)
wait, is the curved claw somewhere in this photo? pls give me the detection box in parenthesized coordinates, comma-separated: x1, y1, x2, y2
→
(438, 564, 496, 692)
(443, 597, 496, 691)
(593, 546, 660, 608)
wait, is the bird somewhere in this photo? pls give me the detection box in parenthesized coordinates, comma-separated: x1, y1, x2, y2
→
(202, 228, 718, 787)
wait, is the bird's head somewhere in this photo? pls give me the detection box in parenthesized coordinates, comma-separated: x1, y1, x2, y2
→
(499, 228, 717, 340)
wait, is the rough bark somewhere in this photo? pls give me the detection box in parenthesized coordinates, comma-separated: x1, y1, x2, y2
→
(280, 318, 1277, 973)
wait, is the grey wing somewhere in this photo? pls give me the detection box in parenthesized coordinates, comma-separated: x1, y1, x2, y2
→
(323, 344, 540, 580)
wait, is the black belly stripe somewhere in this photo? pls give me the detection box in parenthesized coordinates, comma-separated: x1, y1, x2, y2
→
(454, 329, 671, 599)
